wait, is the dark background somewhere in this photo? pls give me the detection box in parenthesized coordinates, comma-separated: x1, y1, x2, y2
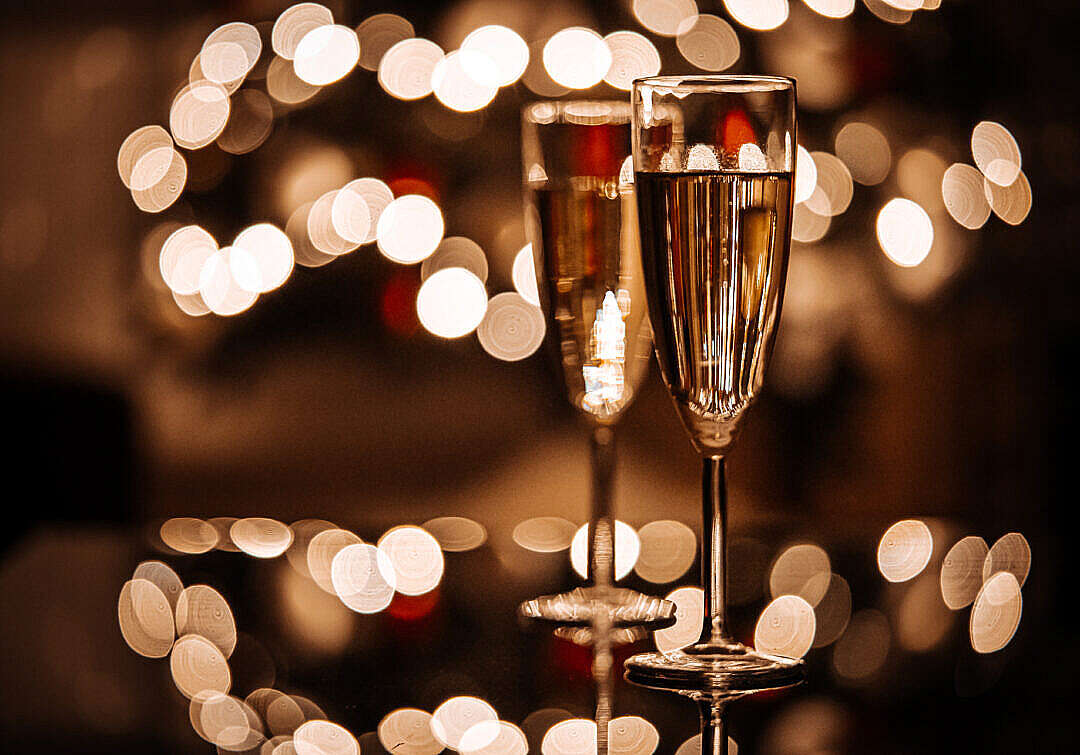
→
(0, 0, 1074, 752)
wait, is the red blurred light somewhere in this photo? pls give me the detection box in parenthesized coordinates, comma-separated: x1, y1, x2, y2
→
(380, 268, 420, 336)
(720, 108, 756, 155)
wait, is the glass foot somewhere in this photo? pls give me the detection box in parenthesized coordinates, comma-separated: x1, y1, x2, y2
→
(624, 641, 804, 699)
(519, 586, 676, 631)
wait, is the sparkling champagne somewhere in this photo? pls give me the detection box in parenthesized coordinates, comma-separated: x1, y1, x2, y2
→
(635, 170, 793, 453)
(528, 176, 652, 423)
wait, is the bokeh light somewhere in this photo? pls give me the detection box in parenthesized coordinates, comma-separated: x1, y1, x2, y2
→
(422, 516, 488, 552)
(335, 178, 394, 246)
(633, 0, 700, 36)
(569, 520, 640, 580)
(835, 122, 891, 185)
(288, 201, 337, 268)
(293, 719, 359, 755)
(970, 571, 1022, 653)
(267, 54, 323, 104)
(432, 50, 499, 112)
(896, 572, 953, 653)
(794, 145, 818, 204)
(130, 149, 187, 213)
(512, 516, 577, 552)
(133, 560, 183, 609)
(379, 708, 441, 755)
(512, 244, 541, 306)
(971, 120, 1022, 187)
(723, 0, 790, 31)
(118, 579, 175, 658)
(377, 194, 445, 264)
(230, 518, 294, 558)
(769, 543, 831, 605)
(231, 223, 294, 294)
(603, 31, 662, 90)
(543, 28, 612, 90)
(176, 584, 238, 657)
(877, 519, 933, 582)
(463, 26, 530, 87)
(422, 236, 489, 282)
(654, 586, 704, 654)
(357, 14, 415, 72)
(307, 528, 363, 594)
(431, 697, 498, 751)
(809, 573, 852, 648)
(983, 170, 1032, 225)
(633, 520, 697, 584)
(199, 247, 259, 315)
(272, 3, 334, 60)
(876, 198, 934, 267)
(863, 0, 915, 24)
(309, 189, 360, 255)
(686, 143, 720, 171)
(161, 517, 219, 554)
(461, 720, 528, 755)
(201, 22, 262, 80)
(522, 39, 571, 97)
(217, 89, 274, 155)
(982, 532, 1031, 587)
(416, 267, 488, 339)
(293, 24, 360, 86)
(170, 633, 231, 699)
(804, 151, 853, 216)
(378, 526, 445, 596)
(675, 14, 740, 72)
(541, 718, 596, 755)
(804, 0, 856, 17)
(170, 80, 231, 150)
(896, 147, 946, 211)
(331, 543, 397, 613)
(942, 163, 992, 229)
(476, 292, 546, 362)
(118, 125, 173, 190)
(607, 716, 658, 755)
(190, 691, 263, 750)
(754, 594, 816, 659)
(379, 38, 445, 100)
(940, 535, 990, 610)
(286, 519, 337, 578)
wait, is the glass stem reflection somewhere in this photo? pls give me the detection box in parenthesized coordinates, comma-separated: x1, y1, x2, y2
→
(699, 456, 729, 646)
(697, 698, 728, 755)
(587, 425, 616, 589)
(593, 608, 614, 755)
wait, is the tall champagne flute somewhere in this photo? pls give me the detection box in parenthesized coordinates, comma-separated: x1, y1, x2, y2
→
(622, 76, 804, 745)
(518, 101, 675, 631)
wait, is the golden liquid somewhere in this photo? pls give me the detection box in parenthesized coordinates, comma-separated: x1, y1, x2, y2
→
(528, 177, 652, 423)
(636, 171, 793, 453)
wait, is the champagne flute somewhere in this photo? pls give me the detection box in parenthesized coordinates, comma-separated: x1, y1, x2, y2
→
(518, 101, 675, 633)
(622, 76, 805, 740)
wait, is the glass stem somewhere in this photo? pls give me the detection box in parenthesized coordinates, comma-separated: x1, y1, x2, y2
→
(699, 455, 728, 646)
(593, 609, 614, 755)
(696, 697, 728, 755)
(587, 425, 616, 589)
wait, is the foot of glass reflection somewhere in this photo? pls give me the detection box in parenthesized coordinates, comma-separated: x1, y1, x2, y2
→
(624, 640, 804, 698)
(519, 586, 677, 631)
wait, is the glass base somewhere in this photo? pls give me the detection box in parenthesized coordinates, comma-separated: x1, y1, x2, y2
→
(518, 586, 676, 631)
(624, 640, 805, 699)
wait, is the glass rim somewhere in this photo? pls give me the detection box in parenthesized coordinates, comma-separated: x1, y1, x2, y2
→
(631, 74, 795, 92)
(522, 99, 632, 125)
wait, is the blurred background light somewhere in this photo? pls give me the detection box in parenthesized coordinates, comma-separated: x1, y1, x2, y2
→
(877, 519, 933, 582)
(971, 121, 1022, 187)
(983, 532, 1031, 587)
(804, 0, 856, 18)
(272, 3, 334, 61)
(377, 194, 446, 264)
(942, 163, 992, 229)
(633, 520, 697, 584)
(984, 171, 1032, 225)
(970, 572, 1022, 654)
(293, 24, 360, 86)
(379, 708, 441, 755)
(230, 518, 294, 558)
(810, 573, 852, 648)
(512, 516, 577, 552)
(804, 151, 853, 216)
(633, 0, 700, 36)
(378, 526, 445, 596)
(603, 31, 662, 90)
(267, 54, 323, 104)
(512, 244, 541, 306)
(169, 80, 230, 150)
(541, 718, 596, 755)
(160, 517, 219, 554)
(231, 223, 294, 294)
(569, 519, 640, 580)
(431, 696, 498, 751)
(653, 586, 703, 654)
(357, 14, 416, 72)
(794, 145, 818, 204)
(415, 267, 488, 338)
(463, 26, 530, 87)
(675, 14, 740, 72)
(422, 236, 489, 282)
(431, 50, 499, 112)
(176, 584, 238, 657)
(835, 122, 891, 185)
(542, 28, 612, 90)
(940, 535, 990, 609)
(198, 247, 260, 315)
(118, 579, 175, 658)
(422, 516, 488, 552)
(379, 38, 445, 100)
(331, 542, 397, 613)
(723, 0, 790, 31)
(307, 528, 363, 594)
(832, 609, 890, 682)
(607, 716, 658, 755)
(294, 719, 359, 755)
(769, 543, 831, 604)
(476, 292, 546, 362)
(876, 198, 934, 267)
(754, 594, 816, 659)
(170, 633, 231, 699)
